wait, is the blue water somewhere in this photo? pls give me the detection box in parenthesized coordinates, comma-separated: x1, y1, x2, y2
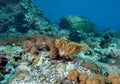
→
(32, 0, 120, 31)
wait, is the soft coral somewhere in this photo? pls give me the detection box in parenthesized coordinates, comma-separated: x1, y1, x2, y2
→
(23, 35, 84, 60)
(55, 37, 84, 58)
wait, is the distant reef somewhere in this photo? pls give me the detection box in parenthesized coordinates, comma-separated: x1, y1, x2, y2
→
(0, 0, 50, 35)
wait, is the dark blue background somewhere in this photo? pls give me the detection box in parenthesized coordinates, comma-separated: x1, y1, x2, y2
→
(32, 0, 120, 31)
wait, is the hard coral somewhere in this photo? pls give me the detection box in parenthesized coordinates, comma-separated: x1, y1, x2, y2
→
(68, 69, 79, 81)
(107, 73, 120, 84)
(55, 37, 84, 57)
(79, 73, 88, 84)
(68, 69, 106, 84)
(86, 74, 105, 84)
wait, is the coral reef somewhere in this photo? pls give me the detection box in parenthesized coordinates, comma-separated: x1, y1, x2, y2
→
(100, 28, 120, 48)
(0, 0, 120, 84)
(0, 30, 119, 83)
(45, 23, 70, 39)
(0, 0, 49, 34)
(59, 15, 97, 33)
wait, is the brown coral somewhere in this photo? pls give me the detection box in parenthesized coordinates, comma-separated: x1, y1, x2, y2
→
(82, 61, 102, 74)
(45, 37, 59, 59)
(86, 74, 105, 84)
(23, 40, 36, 53)
(68, 69, 79, 81)
(79, 73, 88, 84)
(22, 34, 59, 59)
(55, 37, 84, 57)
(22, 35, 84, 59)
(67, 69, 106, 84)
(23, 35, 46, 54)
(23, 36, 83, 59)
(107, 73, 120, 84)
